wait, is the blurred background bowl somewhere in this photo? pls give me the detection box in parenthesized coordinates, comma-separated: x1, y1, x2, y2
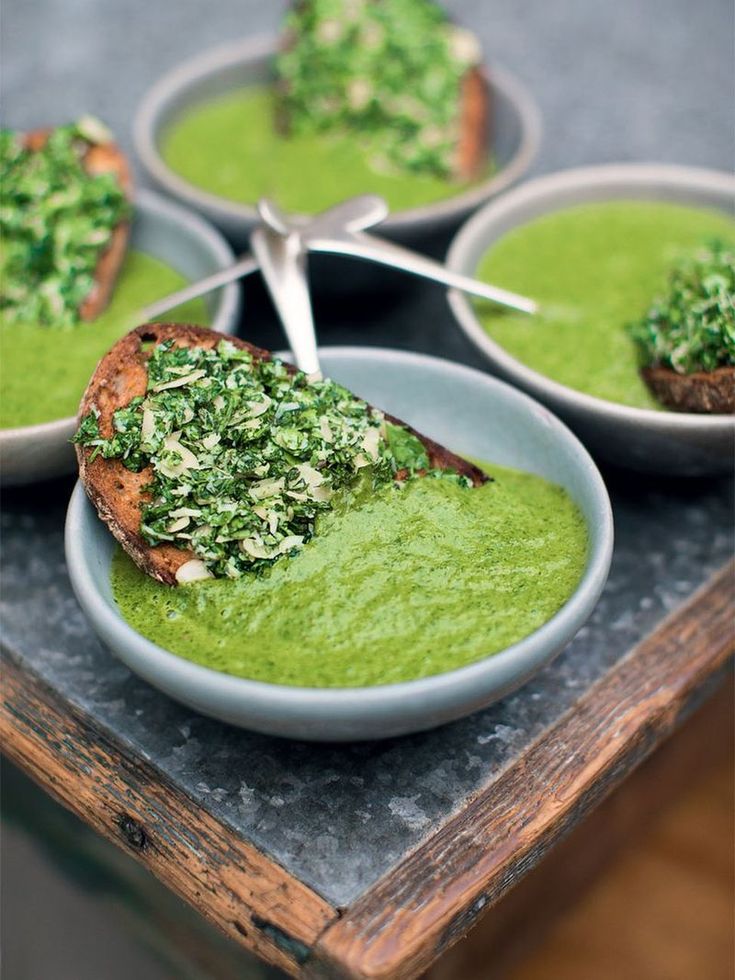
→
(0, 189, 241, 486)
(447, 163, 735, 476)
(133, 34, 541, 256)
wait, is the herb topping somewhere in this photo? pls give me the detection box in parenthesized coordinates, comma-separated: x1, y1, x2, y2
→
(75, 339, 467, 579)
(276, 0, 480, 179)
(629, 240, 735, 375)
(0, 118, 130, 327)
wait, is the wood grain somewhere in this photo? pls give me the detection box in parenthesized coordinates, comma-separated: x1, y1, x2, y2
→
(306, 561, 735, 980)
(0, 659, 338, 977)
(427, 680, 734, 980)
(3, 563, 732, 980)
(506, 752, 734, 980)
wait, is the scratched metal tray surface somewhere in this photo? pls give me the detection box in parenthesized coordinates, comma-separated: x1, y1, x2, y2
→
(2, 470, 732, 906)
(2, 0, 734, 912)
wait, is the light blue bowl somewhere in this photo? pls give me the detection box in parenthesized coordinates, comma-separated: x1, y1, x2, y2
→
(65, 347, 613, 741)
(447, 164, 735, 475)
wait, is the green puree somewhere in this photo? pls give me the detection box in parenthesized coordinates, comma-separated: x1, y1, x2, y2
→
(111, 462, 587, 688)
(161, 86, 486, 214)
(0, 251, 208, 429)
(474, 202, 735, 410)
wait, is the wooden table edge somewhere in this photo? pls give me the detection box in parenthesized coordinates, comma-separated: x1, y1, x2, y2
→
(304, 559, 735, 980)
(0, 653, 339, 977)
(2, 561, 733, 979)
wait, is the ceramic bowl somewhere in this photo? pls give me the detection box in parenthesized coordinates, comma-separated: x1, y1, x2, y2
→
(446, 163, 735, 476)
(65, 346, 613, 742)
(0, 190, 241, 486)
(133, 35, 541, 250)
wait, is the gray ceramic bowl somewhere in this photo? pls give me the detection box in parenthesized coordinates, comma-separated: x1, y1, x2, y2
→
(133, 35, 541, 249)
(447, 164, 735, 476)
(0, 189, 241, 486)
(65, 347, 612, 742)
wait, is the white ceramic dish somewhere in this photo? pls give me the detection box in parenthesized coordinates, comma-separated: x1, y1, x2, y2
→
(65, 347, 613, 742)
(447, 164, 735, 476)
(133, 35, 542, 249)
(0, 189, 241, 486)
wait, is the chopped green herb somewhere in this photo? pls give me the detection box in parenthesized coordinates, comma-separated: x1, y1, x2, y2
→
(275, 0, 480, 179)
(628, 240, 735, 375)
(0, 119, 130, 327)
(384, 421, 430, 471)
(75, 339, 469, 579)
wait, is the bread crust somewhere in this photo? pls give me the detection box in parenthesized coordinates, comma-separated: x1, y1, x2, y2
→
(23, 127, 133, 322)
(455, 65, 490, 180)
(76, 323, 489, 585)
(642, 365, 735, 414)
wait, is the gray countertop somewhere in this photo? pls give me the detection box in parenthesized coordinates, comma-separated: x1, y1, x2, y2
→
(2, 0, 734, 910)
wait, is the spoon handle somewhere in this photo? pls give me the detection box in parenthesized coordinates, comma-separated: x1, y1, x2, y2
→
(307, 231, 538, 314)
(258, 194, 390, 235)
(251, 226, 322, 378)
(139, 253, 259, 322)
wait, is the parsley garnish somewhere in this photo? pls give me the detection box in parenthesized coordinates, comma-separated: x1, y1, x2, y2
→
(75, 339, 467, 579)
(0, 118, 130, 327)
(276, 0, 480, 179)
(628, 240, 735, 375)
(385, 420, 430, 471)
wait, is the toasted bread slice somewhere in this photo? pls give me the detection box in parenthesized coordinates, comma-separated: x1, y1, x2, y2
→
(642, 365, 735, 414)
(24, 126, 133, 322)
(76, 323, 488, 585)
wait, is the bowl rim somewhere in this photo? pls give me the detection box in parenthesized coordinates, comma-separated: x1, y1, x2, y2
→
(65, 345, 614, 713)
(0, 187, 241, 444)
(132, 33, 542, 231)
(446, 162, 735, 431)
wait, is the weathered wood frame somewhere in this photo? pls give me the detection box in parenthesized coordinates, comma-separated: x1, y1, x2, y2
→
(2, 560, 733, 979)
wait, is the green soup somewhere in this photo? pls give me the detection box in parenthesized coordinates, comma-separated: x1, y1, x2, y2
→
(161, 85, 488, 214)
(474, 202, 735, 410)
(111, 462, 588, 688)
(0, 251, 209, 429)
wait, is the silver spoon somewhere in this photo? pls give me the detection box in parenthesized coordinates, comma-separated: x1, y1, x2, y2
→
(300, 201, 537, 314)
(251, 202, 321, 377)
(252, 195, 414, 376)
(140, 195, 388, 323)
(140, 195, 536, 322)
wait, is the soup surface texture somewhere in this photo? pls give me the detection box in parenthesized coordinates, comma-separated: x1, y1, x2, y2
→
(0, 251, 208, 428)
(161, 85, 488, 214)
(111, 461, 588, 688)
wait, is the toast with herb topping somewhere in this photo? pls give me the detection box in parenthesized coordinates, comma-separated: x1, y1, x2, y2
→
(629, 240, 735, 414)
(75, 323, 487, 585)
(18, 121, 132, 322)
(276, 1, 490, 181)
